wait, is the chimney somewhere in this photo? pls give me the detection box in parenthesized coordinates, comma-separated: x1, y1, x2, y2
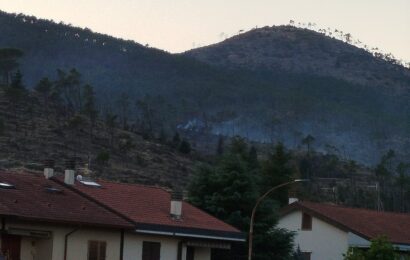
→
(288, 189, 299, 204)
(43, 159, 55, 179)
(289, 197, 298, 204)
(170, 191, 183, 219)
(64, 159, 76, 185)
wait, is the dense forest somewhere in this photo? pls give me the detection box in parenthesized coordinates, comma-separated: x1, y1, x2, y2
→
(0, 10, 409, 165)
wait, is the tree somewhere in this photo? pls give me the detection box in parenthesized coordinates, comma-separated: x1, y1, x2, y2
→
(301, 135, 315, 154)
(96, 150, 110, 165)
(188, 141, 294, 260)
(82, 84, 98, 136)
(395, 162, 410, 212)
(117, 92, 130, 130)
(0, 48, 23, 86)
(35, 77, 53, 116)
(55, 68, 82, 114)
(248, 146, 259, 169)
(6, 70, 25, 95)
(5, 71, 27, 130)
(344, 236, 397, 260)
(105, 112, 117, 146)
(261, 143, 293, 207)
(216, 135, 224, 155)
(366, 236, 397, 260)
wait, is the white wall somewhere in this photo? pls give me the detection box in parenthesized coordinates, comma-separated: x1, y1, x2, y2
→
(4, 221, 122, 260)
(123, 233, 211, 260)
(278, 211, 349, 260)
(4, 221, 213, 260)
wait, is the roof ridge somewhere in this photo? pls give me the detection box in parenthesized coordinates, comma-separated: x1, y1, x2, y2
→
(94, 178, 170, 192)
(300, 201, 410, 217)
(51, 172, 170, 192)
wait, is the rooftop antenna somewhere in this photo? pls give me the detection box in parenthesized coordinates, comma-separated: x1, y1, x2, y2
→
(368, 182, 383, 211)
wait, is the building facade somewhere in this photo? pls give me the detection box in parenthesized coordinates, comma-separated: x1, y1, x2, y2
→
(278, 201, 410, 260)
(0, 168, 244, 260)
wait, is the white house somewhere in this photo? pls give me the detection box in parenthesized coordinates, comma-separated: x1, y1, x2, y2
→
(278, 201, 410, 260)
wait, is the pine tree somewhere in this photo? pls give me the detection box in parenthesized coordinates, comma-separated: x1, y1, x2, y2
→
(261, 142, 293, 207)
(217, 135, 224, 155)
(188, 140, 294, 260)
(35, 77, 53, 116)
(0, 48, 23, 86)
(82, 84, 98, 136)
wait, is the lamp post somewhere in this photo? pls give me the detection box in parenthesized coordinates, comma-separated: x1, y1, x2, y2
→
(248, 179, 309, 260)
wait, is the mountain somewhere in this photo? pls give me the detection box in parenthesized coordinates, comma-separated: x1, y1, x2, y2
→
(186, 26, 410, 93)
(0, 11, 409, 164)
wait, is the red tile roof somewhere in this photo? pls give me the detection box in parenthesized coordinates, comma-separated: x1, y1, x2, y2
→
(0, 172, 132, 229)
(282, 201, 410, 245)
(62, 179, 241, 236)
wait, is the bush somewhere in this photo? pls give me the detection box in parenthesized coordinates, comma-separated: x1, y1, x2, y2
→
(344, 236, 398, 260)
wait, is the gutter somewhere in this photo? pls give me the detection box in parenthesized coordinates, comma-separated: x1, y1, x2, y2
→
(135, 229, 246, 242)
(64, 228, 79, 260)
(120, 229, 125, 260)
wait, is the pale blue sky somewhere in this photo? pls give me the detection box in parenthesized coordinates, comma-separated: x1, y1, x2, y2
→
(0, 0, 409, 60)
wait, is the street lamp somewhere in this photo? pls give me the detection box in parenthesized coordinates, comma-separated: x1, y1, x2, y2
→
(248, 179, 309, 260)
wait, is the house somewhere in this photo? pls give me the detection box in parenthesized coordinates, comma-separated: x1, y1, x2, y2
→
(0, 164, 244, 260)
(0, 171, 133, 260)
(278, 201, 410, 260)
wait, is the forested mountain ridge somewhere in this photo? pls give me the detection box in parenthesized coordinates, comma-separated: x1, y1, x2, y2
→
(0, 10, 409, 164)
(186, 25, 410, 93)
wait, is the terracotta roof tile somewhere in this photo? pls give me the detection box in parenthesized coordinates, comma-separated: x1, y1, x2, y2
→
(68, 179, 241, 234)
(282, 201, 410, 245)
(0, 172, 132, 229)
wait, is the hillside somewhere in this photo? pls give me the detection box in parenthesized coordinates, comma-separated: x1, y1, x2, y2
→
(0, 87, 194, 189)
(0, 11, 409, 164)
(186, 25, 410, 93)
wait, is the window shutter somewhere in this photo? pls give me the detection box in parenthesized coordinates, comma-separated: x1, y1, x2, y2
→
(302, 213, 312, 230)
(99, 241, 106, 260)
(186, 246, 195, 260)
(88, 241, 99, 260)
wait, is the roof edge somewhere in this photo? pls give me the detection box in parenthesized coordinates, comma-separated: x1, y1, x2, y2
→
(0, 214, 133, 229)
(134, 223, 246, 242)
(280, 201, 410, 245)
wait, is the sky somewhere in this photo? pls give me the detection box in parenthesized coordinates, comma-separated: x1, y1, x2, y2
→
(0, 0, 409, 61)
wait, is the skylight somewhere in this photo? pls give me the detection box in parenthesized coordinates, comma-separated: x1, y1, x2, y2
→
(45, 187, 63, 194)
(0, 182, 15, 189)
(80, 180, 101, 187)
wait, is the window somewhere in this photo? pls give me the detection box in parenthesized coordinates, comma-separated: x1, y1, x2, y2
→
(301, 252, 311, 260)
(88, 240, 106, 260)
(301, 212, 312, 230)
(142, 241, 161, 260)
(186, 246, 195, 260)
